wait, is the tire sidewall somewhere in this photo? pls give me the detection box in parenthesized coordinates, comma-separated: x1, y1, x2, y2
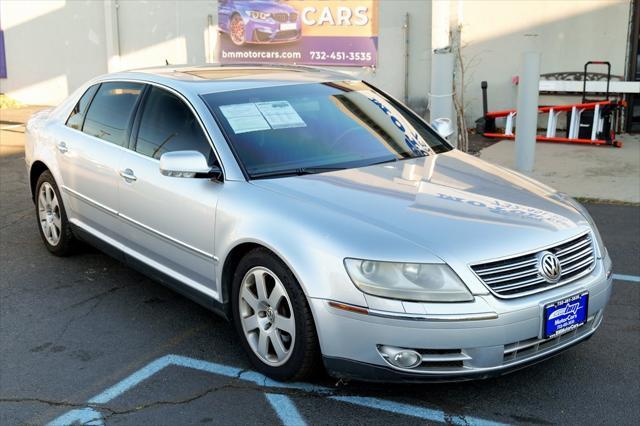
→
(231, 248, 315, 381)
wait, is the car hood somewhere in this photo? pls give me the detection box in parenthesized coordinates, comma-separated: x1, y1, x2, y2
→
(237, 1, 295, 14)
(250, 150, 590, 265)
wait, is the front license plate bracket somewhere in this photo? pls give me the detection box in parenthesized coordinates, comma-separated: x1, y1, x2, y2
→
(543, 292, 589, 339)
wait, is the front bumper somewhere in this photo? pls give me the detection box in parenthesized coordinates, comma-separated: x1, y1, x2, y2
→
(310, 259, 613, 382)
(245, 19, 301, 44)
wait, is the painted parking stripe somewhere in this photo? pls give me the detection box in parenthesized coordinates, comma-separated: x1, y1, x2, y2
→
(265, 393, 307, 426)
(612, 274, 640, 283)
(329, 396, 507, 426)
(48, 354, 505, 426)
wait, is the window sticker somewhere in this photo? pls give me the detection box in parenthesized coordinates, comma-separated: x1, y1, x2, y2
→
(255, 101, 307, 130)
(219, 103, 271, 134)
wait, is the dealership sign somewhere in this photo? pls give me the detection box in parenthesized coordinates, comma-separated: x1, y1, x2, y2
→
(218, 0, 378, 67)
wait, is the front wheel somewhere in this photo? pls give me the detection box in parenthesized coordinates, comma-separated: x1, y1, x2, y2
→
(229, 14, 246, 46)
(232, 248, 321, 381)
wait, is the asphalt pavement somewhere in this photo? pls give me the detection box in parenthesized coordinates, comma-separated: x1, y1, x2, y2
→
(1, 126, 639, 425)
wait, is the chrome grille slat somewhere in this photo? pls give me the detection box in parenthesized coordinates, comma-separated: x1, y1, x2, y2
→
(555, 237, 592, 255)
(471, 232, 595, 298)
(474, 258, 537, 276)
(483, 268, 540, 285)
(561, 256, 594, 275)
(492, 276, 547, 292)
(557, 246, 593, 264)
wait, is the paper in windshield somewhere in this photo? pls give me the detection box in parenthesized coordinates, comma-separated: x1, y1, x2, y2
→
(219, 103, 271, 134)
(255, 101, 306, 130)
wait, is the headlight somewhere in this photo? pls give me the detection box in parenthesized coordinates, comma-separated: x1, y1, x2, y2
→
(560, 194, 606, 258)
(248, 10, 271, 20)
(344, 259, 473, 302)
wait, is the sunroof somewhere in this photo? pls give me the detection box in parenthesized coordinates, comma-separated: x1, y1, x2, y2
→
(182, 68, 304, 80)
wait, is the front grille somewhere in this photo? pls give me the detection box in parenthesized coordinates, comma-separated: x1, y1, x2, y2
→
(272, 13, 290, 23)
(471, 232, 596, 298)
(274, 30, 298, 40)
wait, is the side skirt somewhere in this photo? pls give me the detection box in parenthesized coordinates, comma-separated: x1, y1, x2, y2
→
(70, 223, 230, 320)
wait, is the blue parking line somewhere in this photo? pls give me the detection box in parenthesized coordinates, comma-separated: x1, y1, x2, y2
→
(329, 396, 507, 426)
(48, 354, 505, 426)
(265, 393, 307, 426)
(46, 407, 104, 426)
(612, 273, 640, 283)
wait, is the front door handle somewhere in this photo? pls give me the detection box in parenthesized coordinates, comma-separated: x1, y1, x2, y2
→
(119, 168, 137, 182)
(57, 141, 68, 154)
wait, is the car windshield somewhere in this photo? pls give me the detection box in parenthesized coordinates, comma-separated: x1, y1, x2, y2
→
(202, 81, 452, 179)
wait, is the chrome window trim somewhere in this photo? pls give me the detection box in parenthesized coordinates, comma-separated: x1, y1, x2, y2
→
(468, 230, 597, 299)
(61, 77, 228, 181)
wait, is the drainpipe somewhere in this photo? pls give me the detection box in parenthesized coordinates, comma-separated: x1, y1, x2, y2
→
(403, 13, 410, 105)
(429, 0, 455, 136)
(104, 0, 122, 72)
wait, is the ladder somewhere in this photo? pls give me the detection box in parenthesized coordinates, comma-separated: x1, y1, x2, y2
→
(477, 61, 625, 148)
(481, 100, 624, 147)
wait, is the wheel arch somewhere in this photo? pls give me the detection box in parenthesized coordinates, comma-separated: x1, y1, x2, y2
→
(220, 240, 312, 316)
(29, 160, 50, 201)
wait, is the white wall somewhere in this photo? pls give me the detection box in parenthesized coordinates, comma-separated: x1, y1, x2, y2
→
(0, 0, 108, 105)
(458, 0, 632, 125)
(0, 0, 431, 108)
(0, 0, 632, 124)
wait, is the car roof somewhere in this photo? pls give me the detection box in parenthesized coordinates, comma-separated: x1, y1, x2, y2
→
(100, 64, 354, 96)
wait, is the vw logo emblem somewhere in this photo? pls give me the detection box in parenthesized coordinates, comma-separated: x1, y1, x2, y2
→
(537, 251, 562, 283)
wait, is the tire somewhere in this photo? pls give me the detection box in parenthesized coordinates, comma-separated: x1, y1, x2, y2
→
(34, 170, 76, 256)
(232, 248, 321, 381)
(229, 13, 246, 46)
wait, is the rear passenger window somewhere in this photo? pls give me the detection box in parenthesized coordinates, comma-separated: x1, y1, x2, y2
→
(82, 82, 144, 147)
(135, 87, 212, 161)
(66, 84, 99, 130)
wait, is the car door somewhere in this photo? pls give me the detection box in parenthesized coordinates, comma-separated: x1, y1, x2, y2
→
(117, 85, 221, 296)
(56, 81, 145, 240)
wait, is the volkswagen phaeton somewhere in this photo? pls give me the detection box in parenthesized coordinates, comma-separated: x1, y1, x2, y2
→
(25, 65, 612, 382)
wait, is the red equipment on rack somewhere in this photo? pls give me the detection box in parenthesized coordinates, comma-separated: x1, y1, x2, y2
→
(477, 61, 625, 148)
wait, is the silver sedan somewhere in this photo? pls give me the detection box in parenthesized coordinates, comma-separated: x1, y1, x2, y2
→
(25, 65, 612, 382)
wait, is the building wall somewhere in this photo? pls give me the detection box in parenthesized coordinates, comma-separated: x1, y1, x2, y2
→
(0, 0, 108, 105)
(459, 0, 632, 124)
(0, 0, 431, 108)
(0, 0, 633, 125)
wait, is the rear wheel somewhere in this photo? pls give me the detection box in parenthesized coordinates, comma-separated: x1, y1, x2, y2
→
(232, 248, 321, 381)
(35, 171, 75, 256)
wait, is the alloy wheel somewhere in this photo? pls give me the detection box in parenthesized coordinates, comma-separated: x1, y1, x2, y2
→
(239, 267, 296, 366)
(37, 182, 62, 246)
(230, 15, 246, 45)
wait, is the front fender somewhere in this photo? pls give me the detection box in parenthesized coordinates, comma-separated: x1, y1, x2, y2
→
(214, 182, 443, 307)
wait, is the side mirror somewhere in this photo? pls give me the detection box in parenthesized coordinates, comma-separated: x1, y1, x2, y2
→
(159, 151, 222, 180)
(431, 118, 454, 140)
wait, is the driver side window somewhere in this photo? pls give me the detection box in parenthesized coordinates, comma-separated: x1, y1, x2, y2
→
(135, 87, 214, 162)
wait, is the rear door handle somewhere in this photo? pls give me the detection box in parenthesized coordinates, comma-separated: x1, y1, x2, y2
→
(119, 168, 137, 182)
(57, 141, 68, 154)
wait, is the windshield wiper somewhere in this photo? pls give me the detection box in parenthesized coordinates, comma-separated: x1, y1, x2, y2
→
(250, 166, 346, 179)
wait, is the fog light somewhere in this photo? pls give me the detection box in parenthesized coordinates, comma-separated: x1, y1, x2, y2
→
(378, 345, 421, 369)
